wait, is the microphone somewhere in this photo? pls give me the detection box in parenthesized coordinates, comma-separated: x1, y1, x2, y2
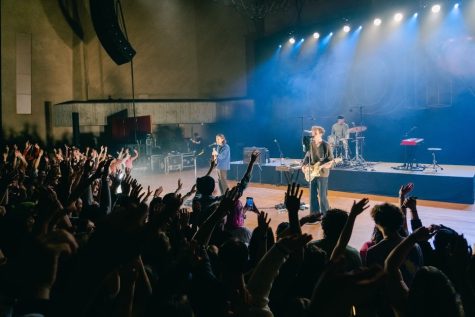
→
(208, 142, 217, 147)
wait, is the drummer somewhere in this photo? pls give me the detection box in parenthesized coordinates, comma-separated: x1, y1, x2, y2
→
(331, 115, 350, 159)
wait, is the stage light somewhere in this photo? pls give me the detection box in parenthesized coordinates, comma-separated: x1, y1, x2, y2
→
(413, 12, 418, 18)
(278, 44, 282, 48)
(343, 25, 351, 33)
(358, 25, 363, 30)
(289, 37, 295, 44)
(373, 18, 382, 26)
(454, 3, 459, 9)
(394, 13, 403, 22)
(431, 4, 441, 13)
(300, 38, 305, 42)
(313, 32, 320, 39)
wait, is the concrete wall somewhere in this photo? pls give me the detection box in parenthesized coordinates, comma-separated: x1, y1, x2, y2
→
(1, 0, 74, 141)
(1, 0, 250, 142)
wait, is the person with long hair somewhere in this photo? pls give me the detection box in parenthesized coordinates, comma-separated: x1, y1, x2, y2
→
(212, 134, 230, 195)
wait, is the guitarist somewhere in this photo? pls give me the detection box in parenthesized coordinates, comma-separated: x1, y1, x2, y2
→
(303, 126, 334, 215)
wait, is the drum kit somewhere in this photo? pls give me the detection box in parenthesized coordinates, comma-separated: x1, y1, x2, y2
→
(327, 125, 368, 168)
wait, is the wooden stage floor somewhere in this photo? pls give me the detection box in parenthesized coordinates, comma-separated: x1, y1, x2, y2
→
(132, 167, 475, 252)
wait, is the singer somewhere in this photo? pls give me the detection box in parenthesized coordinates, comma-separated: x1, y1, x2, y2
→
(303, 126, 334, 215)
(212, 134, 230, 194)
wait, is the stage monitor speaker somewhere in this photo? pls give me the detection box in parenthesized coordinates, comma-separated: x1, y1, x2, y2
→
(166, 154, 183, 173)
(182, 153, 196, 169)
(243, 147, 268, 164)
(150, 155, 167, 173)
(90, 0, 136, 65)
(72, 112, 80, 146)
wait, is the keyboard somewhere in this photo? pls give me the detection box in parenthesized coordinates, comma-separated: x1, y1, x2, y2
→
(400, 138, 424, 146)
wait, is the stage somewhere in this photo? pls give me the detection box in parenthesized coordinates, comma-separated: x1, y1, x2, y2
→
(133, 166, 475, 251)
(229, 159, 475, 204)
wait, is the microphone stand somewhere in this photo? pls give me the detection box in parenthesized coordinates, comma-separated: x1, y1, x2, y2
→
(274, 139, 284, 165)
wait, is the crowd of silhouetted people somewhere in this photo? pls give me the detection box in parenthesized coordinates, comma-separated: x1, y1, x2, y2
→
(0, 141, 473, 317)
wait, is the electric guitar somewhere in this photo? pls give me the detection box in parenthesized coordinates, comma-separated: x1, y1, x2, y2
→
(301, 158, 342, 182)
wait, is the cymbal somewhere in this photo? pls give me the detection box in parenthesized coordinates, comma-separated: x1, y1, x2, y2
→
(348, 126, 367, 133)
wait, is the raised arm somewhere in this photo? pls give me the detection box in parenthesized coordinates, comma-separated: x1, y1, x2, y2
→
(247, 234, 312, 310)
(399, 183, 414, 235)
(285, 182, 303, 235)
(192, 187, 239, 246)
(204, 159, 217, 177)
(384, 226, 436, 312)
(330, 198, 369, 261)
(238, 150, 260, 192)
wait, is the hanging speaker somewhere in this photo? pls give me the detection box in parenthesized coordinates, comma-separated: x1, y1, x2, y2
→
(89, 0, 136, 65)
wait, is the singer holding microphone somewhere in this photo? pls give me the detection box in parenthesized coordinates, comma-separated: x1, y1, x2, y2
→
(212, 134, 230, 194)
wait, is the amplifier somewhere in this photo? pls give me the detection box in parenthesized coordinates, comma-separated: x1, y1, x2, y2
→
(150, 155, 167, 173)
(182, 153, 196, 169)
(243, 147, 269, 164)
(166, 154, 183, 173)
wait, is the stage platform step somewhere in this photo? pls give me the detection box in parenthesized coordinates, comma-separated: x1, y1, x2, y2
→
(230, 160, 475, 204)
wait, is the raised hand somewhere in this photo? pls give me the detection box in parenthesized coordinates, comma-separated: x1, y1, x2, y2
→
(399, 182, 414, 198)
(250, 150, 261, 162)
(410, 226, 437, 242)
(92, 159, 106, 179)
(350, 198, 370, 217)
(218, 187, 240, 214)
(257, 211, 271, 231)
(19, 229, 78, 299)
(178, 208, 191, 229)
(180, 184, 197, 203)
(140, 186, 153, 203)
(276, 233, 312, 254)
(130, 181, 144, 202)
(402, 196, 417, 211)
(285, 182, 303, 213)
(175, 178, 183, 194)
(121, 174, 133, 196)
(210, 158, 217, 168)
(153, 186, 163, 198)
